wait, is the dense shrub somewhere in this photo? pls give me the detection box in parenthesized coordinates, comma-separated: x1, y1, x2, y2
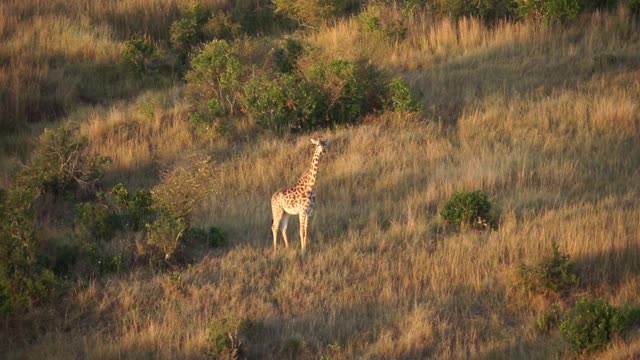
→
(108, 183, 154, 231)
(145, 208, 188, 261)
(207, 318, 251, 358)
(272, 0, 338, 28)
(631, 0, 640, 16)
(185, 226, 227, 248)
(75, 202, 121, 241)
(123, 37, 155, 73)
(309, 59, 384, 126)
(560, 298, 639, 353)
(186, 40, 245, 126)
(357, 6, 407, 42)
(170, 2, 212, 56)
(440, 190, 495, 229)
(387, 77, 422, 113)
(203, 11, 242, 40)
(517, 243, 578, 296)
(244, 73, 326, 132)
(514, 0, 581, 23)
(273, 39, 304, 73)
(19, 125, 110, 196)
(535, 304, 563, 332)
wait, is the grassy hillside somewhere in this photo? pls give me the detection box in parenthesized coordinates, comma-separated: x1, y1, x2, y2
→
(1, 1, 640, 359)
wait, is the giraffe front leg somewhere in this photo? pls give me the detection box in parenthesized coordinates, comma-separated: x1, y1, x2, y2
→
(272, 210, 283, 251)
(299, 213, 308, 254)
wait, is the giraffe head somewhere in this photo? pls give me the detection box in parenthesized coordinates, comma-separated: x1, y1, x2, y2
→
(310, 138, 329, 154)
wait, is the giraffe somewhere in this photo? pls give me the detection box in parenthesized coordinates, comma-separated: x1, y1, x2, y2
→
(271, 138, 329, 253)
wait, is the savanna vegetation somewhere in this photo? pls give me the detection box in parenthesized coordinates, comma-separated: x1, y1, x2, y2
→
(1, 0, 640, 358)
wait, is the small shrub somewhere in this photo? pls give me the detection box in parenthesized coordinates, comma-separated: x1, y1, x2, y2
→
(282, 335, 306, 358)
(108, 183, 154, 231)
(631, 0, 640, 16)
(272, 0, 336, 28)
(387, 77, 422, 113)
(170, 2, 213, 57)
(75, 202, 121, 241)
(208, 318, 246, 358)
(186, 40, 245, 124)
(440, 190, 495, 229)
(357, 7, 407, 43)
(309, 59, 384, 127)
(207, 226, 227, 248)
(203, 11, 242, 40)
(123, 37, 155, 73)
(514, 0, 581, 24)
(244, 73, 326, 132)
(517, 243, 578, 296)
(535, 304, 562, 333)
(560, 298, 632, 353)
(145, 208, 188, 261)
(18, 124, 110, 196)
(273, 39, 304, 73)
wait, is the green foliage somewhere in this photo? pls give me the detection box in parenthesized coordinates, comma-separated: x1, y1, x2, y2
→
(207, 318, 246, 358)
(535, 304, 562, 332)
(75, 202, 121, 241)
(517, 243, 578, 296)
(145, 208, 188, 261)
(244, 73, 326, 132)
(310, 59, 384, 127)
(273, 0, 337, 28)
(440, 190, 495, 229)
(18, 125, 110, 196)
(185, 226, 227, 248)
(282, 335, 306, 358)
(273, 39, 304, 73)
(170, 18, 201, 53)
(203, 11, 242, 40)
(357, 7, 407, 42)
(560, 298, 634, 353)
(631, 0, 640, 16)
(207, 227, 227, 248)
(387, 77, 422, 113)
(514, 0, 581, 23)
(186, 40, 245, 125)
(123, 37, 155, 73)
(108, 183, 154, 231)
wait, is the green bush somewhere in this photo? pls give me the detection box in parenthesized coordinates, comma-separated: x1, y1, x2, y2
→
(309, 59, 384, 127)
(170, 2, 213, 57)
(207, 227, 227, 248)
(244, 73, 326, 132)
(434, 0, 514, 20)
(273, 39, 304, 73)
(357, 7, 407, 43)
(514, 0, 581, 23)
(559, 298, 634, 353)
(272, 0, 337, 28)
(186, 40, 245, 125)
(517, 243, 578, 296)
(631, 0, 640, 16)
(387, 77, 422, 113)
(108, 183, 154, 231)
(535, 304, 562, 332)
(75, 202, 121, 241)
(123, 37, 155, 73)
(440, 190, 495, 229)
(145, 208, 188, 261)
(203, 11, 242, 40)
(207, 318, 246, 358)
(18, 125, 110, 196)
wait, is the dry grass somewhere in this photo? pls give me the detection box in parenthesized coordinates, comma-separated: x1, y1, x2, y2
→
(2, 3, 640, 360)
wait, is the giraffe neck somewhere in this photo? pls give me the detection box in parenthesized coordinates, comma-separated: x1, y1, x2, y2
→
(295, 146, 323, 195)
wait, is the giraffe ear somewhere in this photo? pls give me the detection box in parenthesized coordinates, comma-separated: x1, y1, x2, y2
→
(310, 138, 319, 145)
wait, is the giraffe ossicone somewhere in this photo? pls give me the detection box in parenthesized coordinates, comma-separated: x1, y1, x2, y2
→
(271, 137, 329, 254)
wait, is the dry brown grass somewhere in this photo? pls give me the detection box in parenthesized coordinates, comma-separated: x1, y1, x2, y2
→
(2, 3, 640, 360)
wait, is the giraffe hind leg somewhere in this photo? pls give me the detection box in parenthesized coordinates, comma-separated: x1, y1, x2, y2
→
(280, 214, 290, 248)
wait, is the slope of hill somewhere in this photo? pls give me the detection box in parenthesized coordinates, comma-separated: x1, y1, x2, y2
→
(1, 1, 639, 359)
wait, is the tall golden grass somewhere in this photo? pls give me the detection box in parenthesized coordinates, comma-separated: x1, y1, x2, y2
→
(2, 3, 640, 359)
